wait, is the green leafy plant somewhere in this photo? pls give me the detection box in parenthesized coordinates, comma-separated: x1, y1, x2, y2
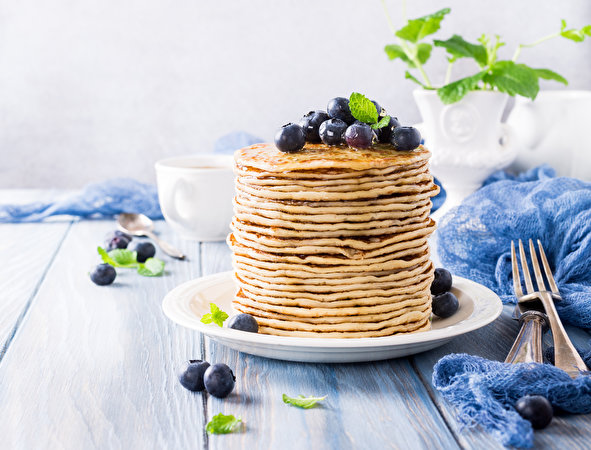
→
(200, 303, 229, 327)
(381, 2, 590, 104)
(205, 413, 242, 434)
(282, 394, 327, 409)
(97, 247, 165, 277)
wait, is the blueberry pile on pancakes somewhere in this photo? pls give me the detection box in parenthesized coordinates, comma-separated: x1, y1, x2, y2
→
(227, 139, 440, 338)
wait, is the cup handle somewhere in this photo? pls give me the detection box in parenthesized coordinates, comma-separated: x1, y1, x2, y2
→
(164, 178, 196, 231)
(498, 123, 518, 165)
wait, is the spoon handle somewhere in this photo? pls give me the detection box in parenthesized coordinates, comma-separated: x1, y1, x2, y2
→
(143, 230, 186, 260)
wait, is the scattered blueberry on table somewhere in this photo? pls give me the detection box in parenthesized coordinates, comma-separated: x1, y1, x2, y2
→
(204, 363, 236, 398)
(178, 360, 211, 392)
(132, 241, 156, 263)
(514, 395, 554, 429)
(227, 313, 259, 333)
(273, 92, 421, 153)
(90, 263, 117, 286)
(105, 230, 132, 251)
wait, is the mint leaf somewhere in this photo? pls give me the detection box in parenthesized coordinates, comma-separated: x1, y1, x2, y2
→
(349, 92, 378, 124)
(206, 413, 242, 434)
(416, 43, 432, 65)
(108, 249, 138, 267)
(384, 44, 412, 65)
(560, 20, 591, 42)
(201, 303, 229, 327)
(371, 115, 391, 130)
(395, 8, 451, 43)
(137, 258, 165, 277)
(282, 394, 327, 409)
(433, 34, 487, 66)
(98, 246, 117, 266)
(437, 71, 486, 104)
(534, 68, 568, 85)
(483, 61, 539, 100)
(405, 70, 427, 87)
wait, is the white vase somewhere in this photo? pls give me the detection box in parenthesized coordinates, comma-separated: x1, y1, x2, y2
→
(507, 90, 591, 181)
(413, 90, 516, 218)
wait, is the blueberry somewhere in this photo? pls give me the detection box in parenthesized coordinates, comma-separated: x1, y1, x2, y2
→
(299, 111, 329, 143)
(345, 122, 374, 149)
(132, 241, 156, 263)
(432, 292, 459, 318)
(377, 116, 401, 143)
(371, 100, 384, 116)
(274, 123, 306, 153)
(431, 268, 453, 295)
(90, 263, 116, 286)
(178, 360, 210, 392)
(227, 314, 259, 333)
(390, 126, 422, 151)
(105, 233, 131, 251)
(319, 119, 347, 146)
(515, 395, 553, 429)
(203, 363, 236, 398)
(327, 97, 355, 124)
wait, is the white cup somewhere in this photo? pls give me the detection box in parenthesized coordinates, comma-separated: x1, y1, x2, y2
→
(155, 155, 234, 241)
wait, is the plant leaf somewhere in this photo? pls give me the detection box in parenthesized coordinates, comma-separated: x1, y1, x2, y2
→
(349, 92, 378, 124)
(98, 246, 117, 266)
(395, 8, 451, 43)
(384, 44, 413, 65)
(201, 303, 229, 327)
(534, 68, 568, 85)
(137, 258, 165, 276)
(282, 394, 327, 409)
(433, 34, 488, 66)
(483, 61, 539, 100)
(560, 19, 590, 42)
(404, 70, 426, 87)
(205, 413, 242, 434)
(371, 115, 391, 130)
(109, 249, 138, 267)
(437, 71, 486, 104)
(416, 43, 432, 65)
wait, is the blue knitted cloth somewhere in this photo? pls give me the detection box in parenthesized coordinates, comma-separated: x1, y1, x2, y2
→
(433, 354, 591, 448)
(433, 165, 591, 447)
(436, 165, 591, 330)
(0, 178, 163, 223)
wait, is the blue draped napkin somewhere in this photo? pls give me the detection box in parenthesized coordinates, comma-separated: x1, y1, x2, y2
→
(0, 179, 163, 223)
(434, 165, 591, 447)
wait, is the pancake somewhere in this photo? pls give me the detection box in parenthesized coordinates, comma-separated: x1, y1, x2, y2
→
(235, 142, 431, 172)
(228, 141, 439, 338)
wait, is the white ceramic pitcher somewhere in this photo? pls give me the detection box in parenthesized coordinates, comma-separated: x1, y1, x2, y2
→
(413, 90, 516, 217)
(506, 90, 591, 181)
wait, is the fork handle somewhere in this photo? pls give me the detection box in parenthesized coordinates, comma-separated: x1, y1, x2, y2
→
(539, 291, 589, 377)
(505, 311, 548, 364)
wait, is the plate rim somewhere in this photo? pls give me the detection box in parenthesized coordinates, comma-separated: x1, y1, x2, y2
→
(162, 271, 503, 349)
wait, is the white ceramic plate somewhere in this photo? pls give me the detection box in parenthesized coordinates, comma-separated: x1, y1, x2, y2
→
(163, 271, 503, 363)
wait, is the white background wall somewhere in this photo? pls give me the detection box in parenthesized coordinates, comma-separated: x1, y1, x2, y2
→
(1, 0, 590, 188)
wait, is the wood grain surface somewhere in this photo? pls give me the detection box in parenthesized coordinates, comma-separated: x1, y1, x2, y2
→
(0, 200, 589, 449)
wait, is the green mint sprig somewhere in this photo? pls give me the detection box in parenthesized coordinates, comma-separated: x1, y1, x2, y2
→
(201, 303, 229, 327)
(206, 413, 242, 434)
(282, 394, 327, 409)
(97, 246, 165, 277)
(381, 3, 589, 104)
(348, 93, 390, 130)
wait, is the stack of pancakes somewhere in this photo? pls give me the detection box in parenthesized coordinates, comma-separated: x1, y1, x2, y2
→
(228, 142, 440, 338)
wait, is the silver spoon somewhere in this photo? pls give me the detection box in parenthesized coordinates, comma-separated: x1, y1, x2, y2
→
(117, 213, 186, 260)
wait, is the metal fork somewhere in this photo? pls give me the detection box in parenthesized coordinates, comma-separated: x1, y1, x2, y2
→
(505, 241, 548, 365)
(513, 239, 588, 378)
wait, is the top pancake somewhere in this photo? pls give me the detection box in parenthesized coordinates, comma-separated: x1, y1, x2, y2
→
(235, 142, 431, 172)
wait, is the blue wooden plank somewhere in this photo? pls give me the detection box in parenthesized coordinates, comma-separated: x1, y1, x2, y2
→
(201, 242, 460, 450)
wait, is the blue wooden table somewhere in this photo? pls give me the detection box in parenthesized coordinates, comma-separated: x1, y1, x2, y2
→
(1, 190, 590, 449)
